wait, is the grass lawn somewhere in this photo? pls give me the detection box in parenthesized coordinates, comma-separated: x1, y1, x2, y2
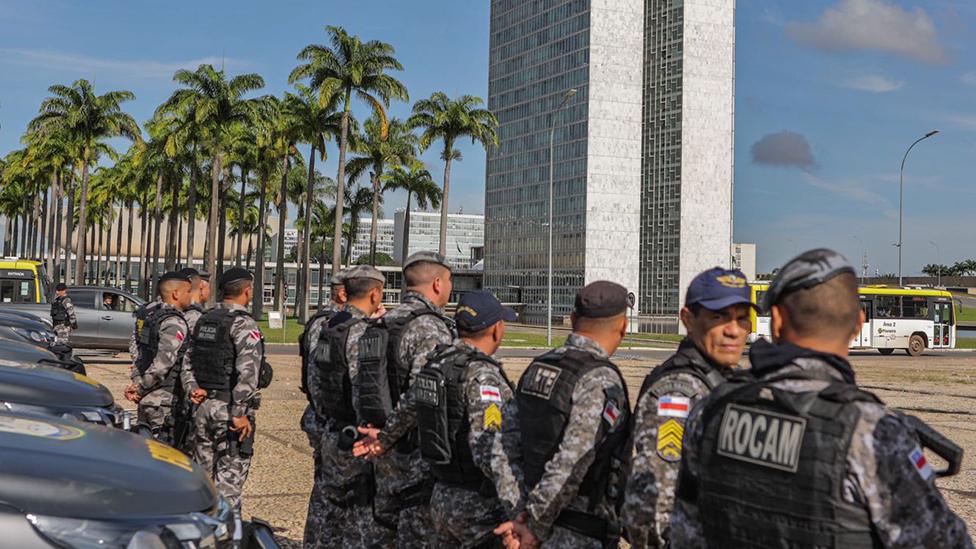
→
(256, 317, 305, 344)
(957, 307, 976, 323)
(956, 338, 976, 349)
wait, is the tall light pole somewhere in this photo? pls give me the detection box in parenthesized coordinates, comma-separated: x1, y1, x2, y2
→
(898, 130, 939, 287)
(548, 88, 577, 346)
(853, 235, 865, 284)
(929, 240, 941, 287)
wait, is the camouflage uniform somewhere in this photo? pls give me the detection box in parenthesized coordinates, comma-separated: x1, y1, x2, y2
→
(373, 290, 454, 549)
(420, 341, 525, 548)
(130, 300, 162, 378)
(518, 334, 630, 549)
(621, 339, 731, 548)
(305, 303, 386, 548)
(671, 340, 973, 548)
(182, 302, 262, 509)
(301, 303, 341, 549)
(134, 303, 188, 436)
(51, 295, 77, 345)
(183, 303, 205, 334)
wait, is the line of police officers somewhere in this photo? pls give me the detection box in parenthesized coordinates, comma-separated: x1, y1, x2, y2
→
(125, 266, 271, 513)
(300, 249, 971, 549)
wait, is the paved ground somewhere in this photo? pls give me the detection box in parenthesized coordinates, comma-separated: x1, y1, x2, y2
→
(84, 347, 976, 545)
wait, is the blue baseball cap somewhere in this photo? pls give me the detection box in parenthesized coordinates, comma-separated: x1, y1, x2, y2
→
(455, 291, 517, 332)
(685, 268, 755, 311)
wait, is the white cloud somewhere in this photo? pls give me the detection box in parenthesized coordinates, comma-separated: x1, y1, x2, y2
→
(841, 73, 904, 93)
(937, 113, 976, 131)
(0, 48, 244, 80)
(802, 173, 896, 218)
(787, 0, 947, 64)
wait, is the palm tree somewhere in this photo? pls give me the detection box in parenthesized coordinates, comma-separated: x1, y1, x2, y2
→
(382, 160, 442, 263)
(408, 92, 497, 255)
(284, 83, 341, 322)
(289, 25, 408, 276)
(28, 79, 140, 284)
(343, 186, 375, 266)
(347, 115, 417, 265)
(158, 65, 265, 297)
(308, 200, 336, 308)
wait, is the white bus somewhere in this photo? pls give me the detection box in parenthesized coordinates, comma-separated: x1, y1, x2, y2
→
(750, 284, 956, 356)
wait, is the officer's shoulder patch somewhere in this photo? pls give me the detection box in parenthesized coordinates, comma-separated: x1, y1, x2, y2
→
(657, 394, 691, 418)
(480, 385, 502, 402)
(657, 418, 683, 462)
(602, 400, 621, 428)
(520, 363, 561, 400)
(909, 445, 934, 481)
(483, 403, 502, 431)
(717, 404, 806, 473)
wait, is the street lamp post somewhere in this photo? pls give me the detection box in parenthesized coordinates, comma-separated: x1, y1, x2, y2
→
(929, 240, 941, 287)
(898, 130, 939, 287)
(853, 235, 864, 284)
(548, 88, 577, 346)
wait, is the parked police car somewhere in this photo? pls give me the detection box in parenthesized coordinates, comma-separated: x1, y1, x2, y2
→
(0, 362, 126, 427)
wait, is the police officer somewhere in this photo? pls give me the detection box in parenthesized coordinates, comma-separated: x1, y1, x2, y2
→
(124, 271, 193, 444)
(360, 290, 525, 547)
(180, 267, 210, 334)
(671, 249, 972, 548)
(182, 267, 265, 510)
(353, 251, 455, 548)
(497, 281, 632, 549)
(307, 265, 389, 547)
(50, 283, 77, 345)
(621, 268, 753, 548)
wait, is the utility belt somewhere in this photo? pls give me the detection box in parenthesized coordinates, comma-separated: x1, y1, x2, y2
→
(436, 477, 497, 499)
(206, 389, 232, 403)
(325, 472, 374, 509)
(554, 509, 620, 548)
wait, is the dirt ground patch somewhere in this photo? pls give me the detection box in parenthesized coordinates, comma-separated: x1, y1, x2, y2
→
(87, 349, 976, 545)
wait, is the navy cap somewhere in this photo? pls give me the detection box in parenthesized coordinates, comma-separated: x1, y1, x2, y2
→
(574, 281, 633, 319)
(159, 271, 191, 284)
(219, 267, 253, 290)
(455, 291, 517, 332)
(764, 249, 856, 311)
(685, 268, 754, 311)
(180, 267, 200, 279)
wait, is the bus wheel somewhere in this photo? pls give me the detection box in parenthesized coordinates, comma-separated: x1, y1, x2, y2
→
(878, 348, 894, 356)
(907, 334, 926, 357)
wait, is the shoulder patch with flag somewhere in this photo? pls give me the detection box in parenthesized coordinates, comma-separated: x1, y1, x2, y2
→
(657, 395, 691, 418)
(175, 330, 185, 342)
(480, 385, 502, 403)
(603, 400, 621, 428)
(909, 446, 934, 481)
(249, 329, 262, 342)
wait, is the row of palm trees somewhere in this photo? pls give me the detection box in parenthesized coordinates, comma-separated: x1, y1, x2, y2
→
(0, 25, 498, 322)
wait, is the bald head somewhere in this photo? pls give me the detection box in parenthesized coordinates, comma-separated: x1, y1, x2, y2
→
(158, 279, 192, 310)
(775, 272, 860, 343)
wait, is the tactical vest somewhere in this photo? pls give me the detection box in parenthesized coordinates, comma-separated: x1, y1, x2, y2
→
(299, 307, 338, 397)
(357, 306, 455, 428)
(191, 308, 246, 393)
(134, 305, 187, 391)
(311, 311, 359, 424)
(517, 349, 630, 514)
(416, 344, 509, 488)
(636, 343, 726, 403)
(693, 372, 880, 548)
(51, 296, 69, 324)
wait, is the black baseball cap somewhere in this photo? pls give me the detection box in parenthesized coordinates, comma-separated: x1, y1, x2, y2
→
(218, 267, 254, 290)
(55, 283, 67, 292)
(159, 271, 191, 284)
(685, 268, 755, 311)
(574, 281, 633, 319)
(764, 248, 856, 311)
(455, 291, 516, 332)
(180, 267, 200, 279)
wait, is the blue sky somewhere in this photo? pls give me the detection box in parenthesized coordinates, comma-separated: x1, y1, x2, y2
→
(0, 0, 973, 274)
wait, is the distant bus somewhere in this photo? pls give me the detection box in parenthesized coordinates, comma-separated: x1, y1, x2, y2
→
(0, 259, 49, 304)
(750, 284, 955, 356)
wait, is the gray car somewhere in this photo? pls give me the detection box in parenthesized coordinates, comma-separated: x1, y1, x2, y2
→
(65, 286, 146, 350)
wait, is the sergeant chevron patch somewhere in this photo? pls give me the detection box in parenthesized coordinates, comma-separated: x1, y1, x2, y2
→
(657, 419, 684, 462)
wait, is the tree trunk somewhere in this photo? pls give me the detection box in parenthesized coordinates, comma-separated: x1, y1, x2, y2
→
(236, 167, 247, 267)
(186, 146, 199, 265)
(253, 170, 270, 318)
(369, 165, 382, 265)
(331, 104, 350, 276)
(299, 144, 317, 323)
(216, 166, 229, 279)
(165, 178, 179, 271)
(438, 145, 453, 257)
(96, 218, 105, 286)
(75, 145, 92, 285)
(138, 190, 150, 298)
(245, 238, 253, 272)
(204, 152, 221, 306)
(3, 217, 11, 256)
(104, 208, 113, 286)
(87, 221, 95, 284)
(125, 200, 134, 292)
(295, 195, 305, 321)
(53, 169, 64, 283)
(317, 247, 326, 308)
(115, 201, 124, 287)
(41, 179, 50, 264)
(63, 170, 75, 284)
(274, 155, 289, 312)
(401, 190, 413, 263)
(177, 215, 183, 269)
(11, 216, 18, 259)
(151, 174, 164, 297)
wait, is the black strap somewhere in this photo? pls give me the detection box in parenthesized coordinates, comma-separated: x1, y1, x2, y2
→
(554, 509, 619, 546)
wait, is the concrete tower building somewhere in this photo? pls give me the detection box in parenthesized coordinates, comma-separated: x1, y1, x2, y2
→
(485, 0, 735, 325)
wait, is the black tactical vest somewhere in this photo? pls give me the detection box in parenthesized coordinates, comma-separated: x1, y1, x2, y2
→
(416, 344, 510, 487)
(636, 341, 727, 403)
(311, 311, 359, 424)
(517, 349, 630, 512)
(356, 306, 455, 428)
(191, 308, 244, 393)
(693, 372, 880, 548)
(51, 296, 69, 324)
(299, 307, 338, 398)
(134, 306, 187, 390)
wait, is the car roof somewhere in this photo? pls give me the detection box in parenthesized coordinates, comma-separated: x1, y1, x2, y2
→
(0, 362, 112, 407)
